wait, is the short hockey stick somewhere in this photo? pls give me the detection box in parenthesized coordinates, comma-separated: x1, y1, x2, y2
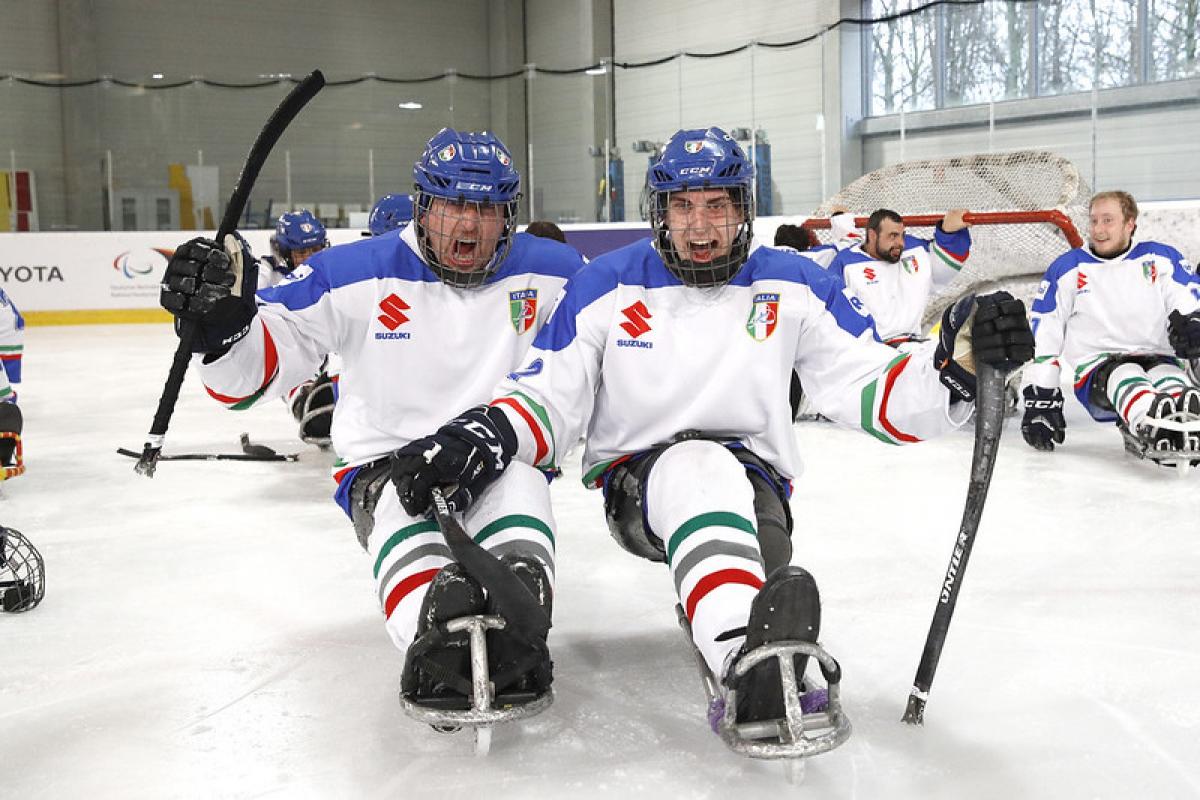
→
(135, 70, 325, 478)
(902, 363, 1006, 725)
(429, 487, 551, 643)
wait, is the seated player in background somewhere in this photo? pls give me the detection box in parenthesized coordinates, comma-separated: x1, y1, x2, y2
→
(259, 209, 329, 290)
(160, 127, 584, 717)
(0, 287, 24, 479)
(365, 193, 414, 237)
(773, 209, 862, 269)
(829, 208, 972, 347)
(1021, 190, 1200, 458)
(524, 220, 567, 244)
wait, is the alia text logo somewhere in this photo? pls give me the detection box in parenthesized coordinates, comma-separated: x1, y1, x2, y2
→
(617, 301, 653, 349)
(375, 293, 412, 340)
(113, 248, 173, 280)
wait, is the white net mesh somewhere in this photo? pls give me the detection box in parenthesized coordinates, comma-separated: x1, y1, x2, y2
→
(808, 150, 1092, 328)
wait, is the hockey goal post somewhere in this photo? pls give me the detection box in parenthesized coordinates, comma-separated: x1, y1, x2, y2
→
(800, 150, 1092, 329)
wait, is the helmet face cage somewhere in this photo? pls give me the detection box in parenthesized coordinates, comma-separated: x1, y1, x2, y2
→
(0, 526, 44, 613)
(646, 127, 755, 288)
(271, 210, 329, 271)
(412, 128, 521, 288)
(651, 186, 754, 288)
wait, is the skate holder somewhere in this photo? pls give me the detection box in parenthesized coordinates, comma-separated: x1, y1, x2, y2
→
(1119, 419, 1200, 474)
(719, 640, 853, 760)
(399, 614, 554, 729)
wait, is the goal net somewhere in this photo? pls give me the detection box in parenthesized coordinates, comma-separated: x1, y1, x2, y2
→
(802, 150, 1091, 330)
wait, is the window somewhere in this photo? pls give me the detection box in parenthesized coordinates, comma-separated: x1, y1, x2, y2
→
(866, 0, 1187, 116)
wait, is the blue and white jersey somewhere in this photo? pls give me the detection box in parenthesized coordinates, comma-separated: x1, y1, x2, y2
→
(199, 225, 584, 468)
(803, 212, 864, 269)
(490, 240, 970, 487)
(1025, 239, 1200, 390)
(829, 226, 970, 343)
(0, 287, 23, 399)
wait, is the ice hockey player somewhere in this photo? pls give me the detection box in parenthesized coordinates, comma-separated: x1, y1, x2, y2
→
(391, 126, 1034, 756)
(828, 208, 972, 346)
(1021, 190, 1200, 460)
(773, 209, 862, 269)
(0, 287, 24, 479)
(159, 128, 584, 718)
(366, 193, 414, 237)
(258, 209, 329, 290)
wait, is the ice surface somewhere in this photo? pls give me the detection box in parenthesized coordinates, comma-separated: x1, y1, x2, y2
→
(3, 324, 1199, 799)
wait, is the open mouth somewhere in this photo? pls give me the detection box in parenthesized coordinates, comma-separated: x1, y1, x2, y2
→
(448, 238, 479, 268)
(685, 239, 718, 263)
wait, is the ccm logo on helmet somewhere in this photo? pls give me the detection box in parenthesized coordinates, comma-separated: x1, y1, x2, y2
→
(678, 166, 713, 176)
(455, 182, 494, 192)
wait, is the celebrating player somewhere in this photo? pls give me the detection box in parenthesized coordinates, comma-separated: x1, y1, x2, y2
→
(391, 126, 1034, 755)
(829, 208, 972, 346)
(1021, 190, 1200, 460)
(159, 128, 584, 715)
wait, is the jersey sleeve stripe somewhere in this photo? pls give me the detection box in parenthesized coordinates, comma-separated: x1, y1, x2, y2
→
(203, 319, 280, 410)
(684, 568, 764, 623)
(930, 241, 966, 271)
(860, 353, 920, 444)
(492, 395, 550, 466)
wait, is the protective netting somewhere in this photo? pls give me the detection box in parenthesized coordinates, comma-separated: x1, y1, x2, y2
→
(806, 150, 1091, 329)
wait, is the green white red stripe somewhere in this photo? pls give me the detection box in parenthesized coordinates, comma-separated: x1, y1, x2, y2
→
(860, 353, 920, 445)
(204, 320, 279, 410)
(492, 390, 555, 467)
(931, 241, 967, 272)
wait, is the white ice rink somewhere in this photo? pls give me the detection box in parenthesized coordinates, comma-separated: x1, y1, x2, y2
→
(3, 322, 1199, 799)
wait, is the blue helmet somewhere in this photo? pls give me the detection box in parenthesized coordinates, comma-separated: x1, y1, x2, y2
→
(647, 127, 755, 287)
(367, 193, 413, 236)
(412, 128, 521, 288)
(271, 209, 328, 271)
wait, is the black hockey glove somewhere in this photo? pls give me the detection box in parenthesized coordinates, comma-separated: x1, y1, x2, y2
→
(1021, 385, 1066, 451)
(160, 235, 258, 355)
(392, 405, 518, 517)
(1167, 310, 1200, 359)
(934, 291, 1034, 402)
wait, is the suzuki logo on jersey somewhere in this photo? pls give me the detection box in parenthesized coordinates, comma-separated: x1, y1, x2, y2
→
(746, 293, 780, 342)
(901, 255, 919, 274)
(375, 293, 412, 340)
(863, 266, 877, 282)
(1142, 260, 1158, 283)
(1076, 271, 1088, 291)
(617, 300, 653, 349)
(509, 289, 538, 334)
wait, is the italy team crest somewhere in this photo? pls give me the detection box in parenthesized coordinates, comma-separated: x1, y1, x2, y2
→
(1142, 259, 1158, 283)
(509, 289, 538, 334)
(901, 255, 919, 274)
(746, 292, 779, 341)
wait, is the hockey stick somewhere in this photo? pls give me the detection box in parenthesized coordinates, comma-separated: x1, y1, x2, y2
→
(429, 487, 551, 643)
(902, 363, 1006, 725)
(117, 447, 298, 463)
(134, 70, 325, 478)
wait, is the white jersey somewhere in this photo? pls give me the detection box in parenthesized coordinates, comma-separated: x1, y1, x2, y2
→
(804, 212, 864, 269)
(829, 227, 970, 343)
(487, 240, 970, 487)
(1025, 239, 1200, 389)
(257, 256, 293, 291)
(0, 287, 23, 402)
(199, 225, 584, 474)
